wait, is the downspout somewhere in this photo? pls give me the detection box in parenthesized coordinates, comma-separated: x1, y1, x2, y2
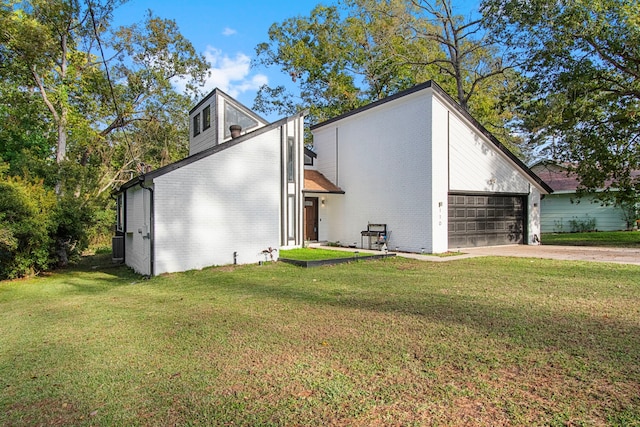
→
(139, 175, 154, 277)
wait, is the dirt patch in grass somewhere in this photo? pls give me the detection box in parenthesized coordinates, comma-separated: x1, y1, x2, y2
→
(7, 398, 89, 427)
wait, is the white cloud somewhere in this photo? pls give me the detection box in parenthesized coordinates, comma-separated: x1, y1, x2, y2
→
(222, 27, 237, 36)
(171, 46, 268, 100)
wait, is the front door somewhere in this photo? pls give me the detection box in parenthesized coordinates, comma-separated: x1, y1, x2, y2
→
(304, 197, 319, 241)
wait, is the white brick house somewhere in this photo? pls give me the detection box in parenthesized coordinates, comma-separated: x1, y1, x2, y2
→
(114, 82, 552, 275)
(113, 89, 305, 276)
(304, 81, 552, 252)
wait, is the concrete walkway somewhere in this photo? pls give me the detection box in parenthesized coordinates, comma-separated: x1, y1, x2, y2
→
(313, 244, 640, 266)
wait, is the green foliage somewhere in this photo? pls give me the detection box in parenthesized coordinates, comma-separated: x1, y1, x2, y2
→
(0, 176, 57, 279)
(0, 0, 206, 276)
(568, 215, 597, 233)
(481, 0, 640, 202)
(254, 5, 372, 124)
(0, 173, 98, 279)
(52, 195, 93, 265)
(1, 0, 205, 195)
(254, 0, 523, 153)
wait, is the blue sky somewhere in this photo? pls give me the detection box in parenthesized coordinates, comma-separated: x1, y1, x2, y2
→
(112, 0, 480, 121)
(112, 0, 322, 120)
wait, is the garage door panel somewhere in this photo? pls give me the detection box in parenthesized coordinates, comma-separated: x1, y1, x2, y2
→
(448, 194, 525, 248)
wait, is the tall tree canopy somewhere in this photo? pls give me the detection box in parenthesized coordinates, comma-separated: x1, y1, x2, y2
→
(0, 0, 208, 274)
(254, 0, 521, 151)
(481, 0, 640, 207)
(0, 0, 208, 194)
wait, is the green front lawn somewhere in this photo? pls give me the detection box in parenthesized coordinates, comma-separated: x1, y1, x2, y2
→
(1, 254, 639, 425)
(279, 247, 358, 261)
(542, 230, 640, 247)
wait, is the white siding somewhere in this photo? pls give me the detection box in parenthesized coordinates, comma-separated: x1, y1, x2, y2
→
(541, 193, 627, 233)
(445, 95, 545, 245)
(313, 91, 438, 252)
(188, 93, 270, 156)
(313, 84, 546, 252)
(449, 113, 530, 194)
(124, 115, 306, 275)
(189, 99, 218, 156)
(430, 95, 452, 253)
(153, 132, 282, 274)
(124, 186, 151, 276)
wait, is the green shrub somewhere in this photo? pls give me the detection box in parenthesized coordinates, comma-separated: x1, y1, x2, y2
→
(52, 195, 92, 266)
(0, 177, 57, 279)
(568, 215, 597, 232)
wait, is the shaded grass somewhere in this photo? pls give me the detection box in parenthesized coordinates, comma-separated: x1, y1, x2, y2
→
(1, 253, 639, 426)
(543, 230, 640, 248)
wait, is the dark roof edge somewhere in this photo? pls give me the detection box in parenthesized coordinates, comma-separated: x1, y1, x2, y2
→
(304, 147, 317, 158)
(428, 82, 554, 194)
(310, 81, 435, 131)
(188, 87, 268, 124)
(116, 111, 305, 193)
(303, 189, 346, 194)
(311, 80, 553, 194)
(188, 89, 217, 115)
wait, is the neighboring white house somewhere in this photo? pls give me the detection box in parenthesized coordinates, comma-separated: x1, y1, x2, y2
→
(113, 89, 305, 276)
(305, 81, 552, 252)
(530, 161, 629, 232)
(113, 82, 553, 275)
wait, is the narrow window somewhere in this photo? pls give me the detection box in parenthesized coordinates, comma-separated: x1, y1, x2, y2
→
(193, 113, 200, 137)
(287, 136, 295, 182)
(287, 195, 296, 240)
(203, 105, 211, 130)
(116, 193, 124, 232)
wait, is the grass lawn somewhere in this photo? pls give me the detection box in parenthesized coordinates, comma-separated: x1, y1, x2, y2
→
(279, 247, 360, 261)
(1, 254, 639, 426)
(542, 230, 640, 248)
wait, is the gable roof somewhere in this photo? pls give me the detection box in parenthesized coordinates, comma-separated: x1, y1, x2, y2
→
(116, 111, 305, 192)
(530, 160, 640, 193)
(304, 170, 344, 194)
(311, 80, 553, 194)
(529, 161, 580, 192)
(189, 87, 268, 125)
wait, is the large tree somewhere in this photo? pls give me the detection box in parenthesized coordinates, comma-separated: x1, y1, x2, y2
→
(481, 0, 640, 208)
(254, 0, 521, 150)
(0, 0, 209, 194)
(0, 0, 209, 270)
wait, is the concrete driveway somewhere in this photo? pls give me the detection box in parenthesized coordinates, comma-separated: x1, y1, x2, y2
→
(315, 243, 640, 265)
(456, 245, 640, 266)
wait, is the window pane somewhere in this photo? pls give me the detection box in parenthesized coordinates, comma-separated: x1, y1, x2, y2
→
(203, 105, 211, 130)
(288, 195, 296, 240)
(193, 113, 200, 136)
(287, 137, 295, 182)
(116, 194, 124, 232)
(224, 102, 259, 138)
